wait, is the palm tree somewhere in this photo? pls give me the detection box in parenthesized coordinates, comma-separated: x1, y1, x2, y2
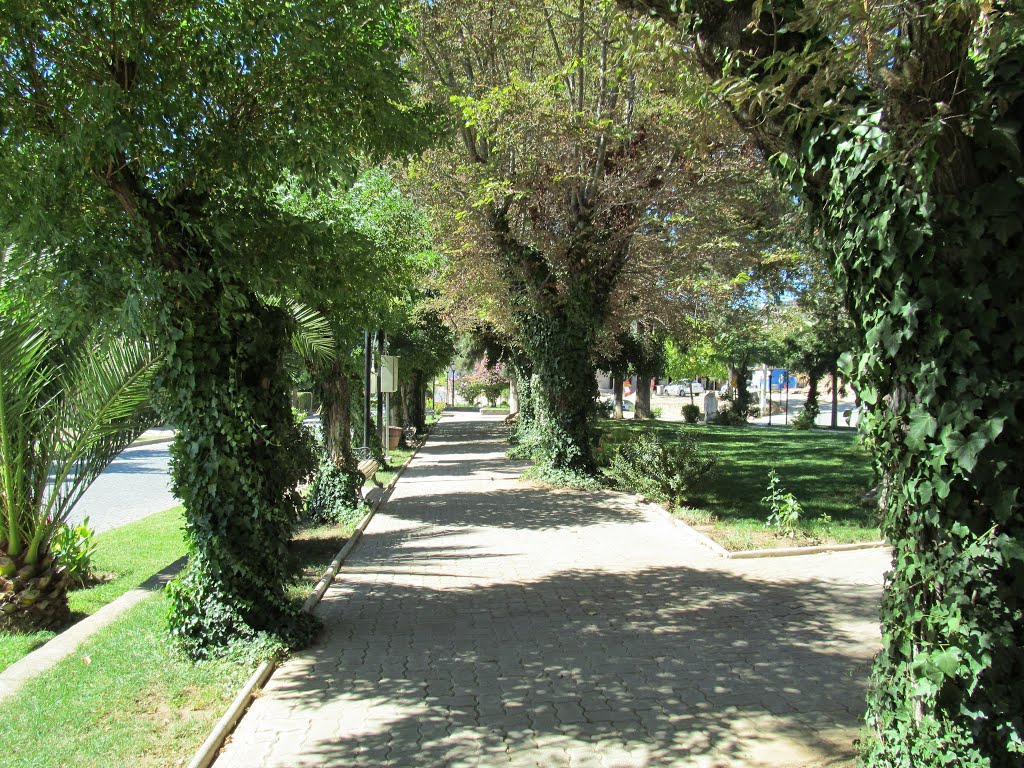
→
(0, 318, 158, 631)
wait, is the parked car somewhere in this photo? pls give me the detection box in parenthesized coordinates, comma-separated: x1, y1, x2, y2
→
(665, 380, 704, 396)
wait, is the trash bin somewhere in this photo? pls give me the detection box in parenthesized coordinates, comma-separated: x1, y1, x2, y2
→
(388, 426, 402, 450)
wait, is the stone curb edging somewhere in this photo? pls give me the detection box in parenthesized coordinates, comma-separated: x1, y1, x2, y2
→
(639, 496, 888, 559)
(186, 436, 428, 768)
(0, 556, 186, 705)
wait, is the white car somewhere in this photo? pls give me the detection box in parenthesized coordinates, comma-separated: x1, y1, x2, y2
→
(665, 380, 704, 396)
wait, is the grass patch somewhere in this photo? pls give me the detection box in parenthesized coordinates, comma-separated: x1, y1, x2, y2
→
(601, 420, 879, 550)
(0, 593, 253, 768)
(375, 445, 416, 487)
(0, 506, 186, 673)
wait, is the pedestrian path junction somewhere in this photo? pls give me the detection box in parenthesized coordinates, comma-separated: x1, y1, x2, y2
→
(217, 411, 889, 768)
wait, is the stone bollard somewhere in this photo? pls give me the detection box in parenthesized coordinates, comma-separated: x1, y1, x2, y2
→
(703, 391, 718, 422)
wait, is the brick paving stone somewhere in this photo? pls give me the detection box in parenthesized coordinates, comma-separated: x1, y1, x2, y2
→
(214, 411, 888, 768)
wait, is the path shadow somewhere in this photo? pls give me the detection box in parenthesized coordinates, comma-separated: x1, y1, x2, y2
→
(385, 486, 647, 532)
(266, 557, 878, 767)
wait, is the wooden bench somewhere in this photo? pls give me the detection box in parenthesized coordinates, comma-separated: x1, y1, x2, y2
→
(357, 457, 382, 489)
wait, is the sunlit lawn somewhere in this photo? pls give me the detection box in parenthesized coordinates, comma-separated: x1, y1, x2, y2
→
(600, 420, 880, 550)
(0, 506, 187, 673)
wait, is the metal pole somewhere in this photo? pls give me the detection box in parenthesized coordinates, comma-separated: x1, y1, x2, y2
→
(362, 329, 372, 450)
(784, 369, 789, 426)
(768, 369, 773, 426)
(376, 331, 384, 449)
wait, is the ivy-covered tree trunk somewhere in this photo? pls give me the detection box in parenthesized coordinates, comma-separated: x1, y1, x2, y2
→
(159, 269, 316, 657)
(620, 1, 1024, 763)
(731, 363, 753, 421)
(805, 373, 819, 416)
(519, 303, 601, 475)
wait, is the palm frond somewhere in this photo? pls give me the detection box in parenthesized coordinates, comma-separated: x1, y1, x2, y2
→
(0, 320, 55, 558)
(0, 315, 160, 564)
(286, 299, 337, 367)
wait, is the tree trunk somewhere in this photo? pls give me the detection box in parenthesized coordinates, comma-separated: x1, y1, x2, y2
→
(318, 362, 357, 471)
(634, 376, 652, 419)
(731, 364, 752, 421)
(398, 369, 427, 435)
(613, 374, 624, 419)
(508, 375, 520, 414)
(163, 283, 316, 656)
(830, 364, 839, 429)
(520, 307, 600, 475)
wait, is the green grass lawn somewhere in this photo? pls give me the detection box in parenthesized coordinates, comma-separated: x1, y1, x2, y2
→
(0, 593, 253, 768)
(600, 420, 880, 550)
(0, 506, 187, 673)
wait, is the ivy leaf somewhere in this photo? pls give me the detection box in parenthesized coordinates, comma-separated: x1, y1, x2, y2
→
(906, 409, 938, 450)
(932, 648, 962, 678)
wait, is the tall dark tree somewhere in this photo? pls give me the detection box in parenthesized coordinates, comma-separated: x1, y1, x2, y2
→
(415, 0, 739, 478)
(623, 1, 1023, 764)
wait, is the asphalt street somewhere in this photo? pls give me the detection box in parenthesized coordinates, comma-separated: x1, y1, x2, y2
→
(68, 440, 178, 533)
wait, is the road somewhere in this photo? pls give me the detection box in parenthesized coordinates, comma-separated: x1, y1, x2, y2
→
(68, 439, 178, 533)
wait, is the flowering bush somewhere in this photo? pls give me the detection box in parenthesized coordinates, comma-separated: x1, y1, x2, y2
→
(455, 359, 509, 406)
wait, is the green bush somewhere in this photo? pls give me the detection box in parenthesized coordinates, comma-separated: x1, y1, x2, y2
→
(51, 517, 98, 588)
(713, 405, 747, 426)
(650, 407, 663, 419)
(792, 401, 819, 430)
(304, 454, 363, 526)
(681, 403, 700, 423)
(609, 432, 717, 506)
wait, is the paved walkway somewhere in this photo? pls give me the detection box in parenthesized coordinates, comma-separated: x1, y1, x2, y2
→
(216, 412, 889, 768)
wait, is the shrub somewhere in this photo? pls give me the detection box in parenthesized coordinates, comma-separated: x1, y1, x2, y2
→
(593, 432, 625, 468)
(681, 403, 700, 423)
(761, 469, 803, 538)
(713, 405, 747, 426)
(304, 454, 363, 526)
(51, 517, 99, 588)
(650, 407, 663, 419)
(609, 432, 717, 506)
(792, 401, 819, 430)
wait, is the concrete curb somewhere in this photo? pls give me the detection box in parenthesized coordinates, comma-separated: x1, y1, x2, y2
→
(0, 556, 186, 705)
(641, 497, 887, 559)
(187, 434, 429, 768)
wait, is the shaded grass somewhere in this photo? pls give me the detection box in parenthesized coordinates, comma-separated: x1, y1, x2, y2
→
(601, 420, 879, 549)
(0, 506, 186, 673)
(0, 593, 252, 768)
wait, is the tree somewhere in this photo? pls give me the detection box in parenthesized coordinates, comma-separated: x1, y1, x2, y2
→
(0, 2, 431, 656)
(781, 263, 856, 428)
(415, 0, 735, 477)
(621, 1, 1024, 764)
